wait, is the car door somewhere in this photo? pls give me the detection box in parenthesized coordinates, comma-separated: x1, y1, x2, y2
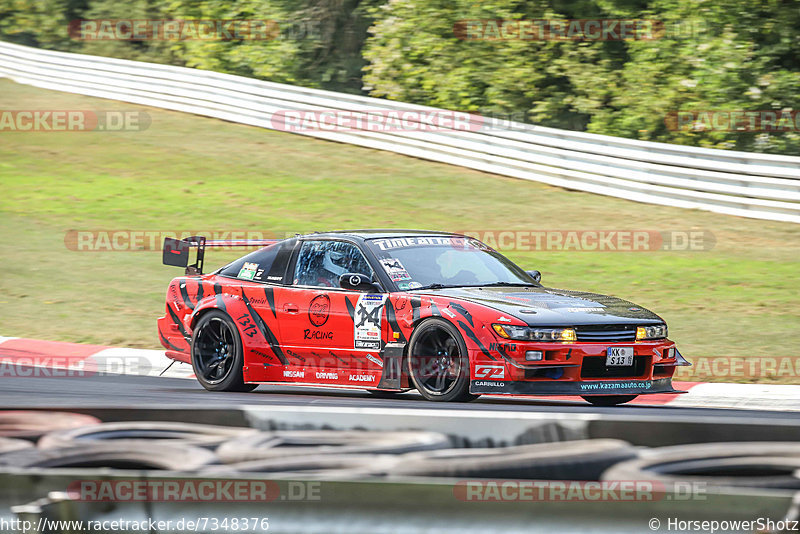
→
(278, 239, 382, 381)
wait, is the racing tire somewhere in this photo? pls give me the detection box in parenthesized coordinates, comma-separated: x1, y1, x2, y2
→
(0, 437, 33, 454)
(0, 442, 218, 470)
(408, 318, 479, 402)
(191, 310, 258, 392)
(216, 430, 452, 463)
(581, 395, 638, 406)
(38, 421, 257, 449)
(391, 439, 637, 480)
(602, 442, 800, 490)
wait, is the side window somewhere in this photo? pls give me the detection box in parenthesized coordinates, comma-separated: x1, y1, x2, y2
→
(294, 241, 373, 288)
(219, 238, 296, 283)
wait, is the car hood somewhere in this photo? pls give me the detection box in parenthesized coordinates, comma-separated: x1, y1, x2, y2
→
(416, 286, 664, 326)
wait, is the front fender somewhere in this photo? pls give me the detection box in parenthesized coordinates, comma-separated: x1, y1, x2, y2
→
(389, 294, 506, 380)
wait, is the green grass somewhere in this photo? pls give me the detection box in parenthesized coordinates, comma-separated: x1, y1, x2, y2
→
(1, 80, 799, 383)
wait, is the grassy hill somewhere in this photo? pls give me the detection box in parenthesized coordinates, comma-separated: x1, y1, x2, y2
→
(1, 79, 798, 383)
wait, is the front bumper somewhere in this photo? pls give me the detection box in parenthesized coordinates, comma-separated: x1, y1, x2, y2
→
(469, 339, 690, 396)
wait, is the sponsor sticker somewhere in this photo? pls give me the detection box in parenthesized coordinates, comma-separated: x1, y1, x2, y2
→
(349, 374, 373, 383)
(308, 294, 330, 327)
(354, 294, 386, 350)
(488, 342, 516, 352)
(373, 237, 461, 250)
(474, 381, 505, 387)
(380, 258, 412, 282)
(303, 330, 332, 340)
(366, 354, 384, 368)
(316, 371, 338, 380)
(237, 262, 258, 280)
(475, 364, 506, 379)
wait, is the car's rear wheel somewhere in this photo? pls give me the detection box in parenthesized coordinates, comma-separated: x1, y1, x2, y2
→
(408, 318, 478, 402)
(192, 310, 257, 392)
(581, 395, 637, 406)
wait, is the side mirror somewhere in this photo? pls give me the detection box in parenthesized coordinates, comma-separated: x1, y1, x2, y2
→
(339, 273, 381, 292)
(526, 270, 542, 283)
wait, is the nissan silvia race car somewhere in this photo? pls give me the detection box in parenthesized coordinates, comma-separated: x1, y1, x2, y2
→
(158, 230, 690, 405)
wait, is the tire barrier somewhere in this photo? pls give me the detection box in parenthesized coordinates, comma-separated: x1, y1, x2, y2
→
(602, 442, 800, 490)
(37, 421, 258, 450)
(0, 437, 33, 454)
(216, 430, 453, 464)
(0, 412, 797, 489)
(0, 411, 797, 534)
(0, 411, 100, 439)
(0, 442, 218, 470)
(390, 439, 637, 480)
(204, 454, 401, 479)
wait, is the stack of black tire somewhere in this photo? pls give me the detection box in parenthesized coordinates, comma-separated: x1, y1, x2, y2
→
(0, 411, 799, 490)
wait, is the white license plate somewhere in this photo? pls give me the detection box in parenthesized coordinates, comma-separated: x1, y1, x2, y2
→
(606, 347, 634, 366)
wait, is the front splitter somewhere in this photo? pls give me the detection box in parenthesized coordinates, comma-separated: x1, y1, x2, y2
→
(470, 377, 686, 396)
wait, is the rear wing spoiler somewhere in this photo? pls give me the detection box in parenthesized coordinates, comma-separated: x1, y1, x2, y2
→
(162, 235, 279, 275)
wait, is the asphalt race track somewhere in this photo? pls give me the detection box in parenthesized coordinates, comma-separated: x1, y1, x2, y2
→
(0, 365, 795, 420)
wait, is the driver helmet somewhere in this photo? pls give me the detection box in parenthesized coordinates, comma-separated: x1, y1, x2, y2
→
(323, 249, 349, 276)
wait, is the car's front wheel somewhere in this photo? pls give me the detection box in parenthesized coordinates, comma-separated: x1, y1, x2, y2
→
(191, 310, 257, 392)
(581, 395, 637, 406)
(408, 318, 478, 402)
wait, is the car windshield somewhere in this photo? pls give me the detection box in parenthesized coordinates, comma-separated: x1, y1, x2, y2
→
(366, 236, 536, 290)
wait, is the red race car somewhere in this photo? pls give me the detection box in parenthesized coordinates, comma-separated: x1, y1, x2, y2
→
(158, 230, 689, 405)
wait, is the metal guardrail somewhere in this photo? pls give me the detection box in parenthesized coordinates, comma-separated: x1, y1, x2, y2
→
(1, 40, 799, 223)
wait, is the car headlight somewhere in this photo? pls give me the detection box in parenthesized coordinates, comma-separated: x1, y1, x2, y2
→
(636, 324, 668, 340)
(492, 324, 576, 342)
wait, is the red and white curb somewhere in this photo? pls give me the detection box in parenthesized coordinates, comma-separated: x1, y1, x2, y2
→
(0, 337, 797, 411)
(0, 336, 194, 379)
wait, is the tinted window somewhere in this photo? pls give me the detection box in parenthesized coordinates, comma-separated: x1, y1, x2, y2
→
(293, 240, 373, 288)
(219, 238, 296, 283)
(365, 236, 534, 289)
